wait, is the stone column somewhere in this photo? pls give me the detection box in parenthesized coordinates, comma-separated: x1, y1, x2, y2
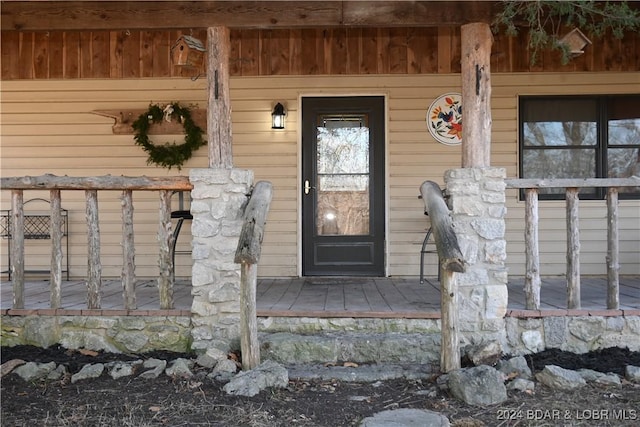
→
(189, 168, 253, 352)
(444, 167, 508, 346)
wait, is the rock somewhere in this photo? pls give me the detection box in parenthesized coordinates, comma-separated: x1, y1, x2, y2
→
(436, 374, 449, 392)
(507, 378, 535, 392)
(536, 365, 586, 390)
(214, 358, 238, 373)
(208, 358, 239, 382)
(497, 356, 532, 379)
(197, 347, 228, 368)
(625, 365, 640, 383)
(521, 330, 544, 352)
(466, 341, 502, 366)
(578, 369, 621, 386)
(47, 364, 68, 381)
(108, 361, 141, 379)
(166, 358, 194, 378)
(14, 361, 57, 382)
(359, 408, 450, 427)
(139, 358, 167, 379)
(71, 363, 105, 383)
(196, 354, 217, 369)
(223, 360, 289, 397)
(448, 365, 507, 406)
(1, 359, 26, 378)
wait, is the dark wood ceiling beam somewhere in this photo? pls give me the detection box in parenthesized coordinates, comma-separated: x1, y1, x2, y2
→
(1, 1, 499, 31)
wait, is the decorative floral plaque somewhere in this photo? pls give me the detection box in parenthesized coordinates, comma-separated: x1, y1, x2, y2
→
(427, 93, 462, 146)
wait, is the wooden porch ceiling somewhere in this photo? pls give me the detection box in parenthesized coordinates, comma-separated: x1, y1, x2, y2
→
(1, 1, 500, 31)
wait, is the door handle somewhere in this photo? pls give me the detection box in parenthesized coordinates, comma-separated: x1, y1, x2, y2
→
(304, 180, 315, 195)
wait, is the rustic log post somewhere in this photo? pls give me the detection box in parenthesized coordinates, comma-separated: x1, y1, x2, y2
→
(11, 190, 25, 309)
(121, 190, 137, 309)
(606, 187, 619, 309)
(524, 188, 541, 310)
(235, 181, 273, 370)
(419, 181, 465, 373)
(158, 190, 174, 309)
(440, 270, 459, 372)
(207, 26, 233, 168)
(566, 188, 580, 309)
(85, 189, 102, 309)
(461, 22, 492, 168)
(419, 181, 465, 273)
(50, 189, 63, 309)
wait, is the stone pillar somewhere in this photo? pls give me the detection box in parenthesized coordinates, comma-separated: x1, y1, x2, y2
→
(189, 168, 253, 352)
(444, 168, 508, 346)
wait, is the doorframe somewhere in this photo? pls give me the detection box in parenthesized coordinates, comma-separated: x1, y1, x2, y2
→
(296, 92, 390, 277)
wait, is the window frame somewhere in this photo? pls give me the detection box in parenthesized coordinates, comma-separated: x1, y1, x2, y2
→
(518, 94, 640, 201)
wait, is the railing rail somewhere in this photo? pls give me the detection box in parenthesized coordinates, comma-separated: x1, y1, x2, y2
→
(420, 180, 466, 373)
(505, 177, 640, 310)
(1, 174, 192, 310)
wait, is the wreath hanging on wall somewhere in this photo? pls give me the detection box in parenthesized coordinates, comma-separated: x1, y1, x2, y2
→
(132, 103, 206, 170)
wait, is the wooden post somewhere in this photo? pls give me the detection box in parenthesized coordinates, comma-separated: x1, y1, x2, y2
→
(606, 187, 619, 309)
(50, 189, 63, 309)
(440, 270, 460, 372)
(524, 188, 540, 309)
(11, 190, 24, 309)
(85, 189, 102, 309)
(158, 190, 174, 309)
(121, 190, 137, 309)
(566, 188, 580, 309)
(461, 22, 493, 168)
(207, 26, 233, 168)
(419, 181, 464, 373)
(235, 181, 273, 370)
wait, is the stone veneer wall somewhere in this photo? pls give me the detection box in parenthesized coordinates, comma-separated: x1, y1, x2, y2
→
(189, 168, 254, 352)
(1, 315, 193, 353)
(444, 168, 509, 349)
(506, 315, 640, 354)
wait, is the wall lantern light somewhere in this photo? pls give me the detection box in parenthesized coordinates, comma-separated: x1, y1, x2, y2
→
(272, 102, 286, 129)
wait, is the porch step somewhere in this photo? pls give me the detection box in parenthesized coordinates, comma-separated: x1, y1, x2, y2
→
(259, 332, 441, 366)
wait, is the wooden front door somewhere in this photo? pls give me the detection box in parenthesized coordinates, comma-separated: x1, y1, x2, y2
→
(302, 96, 385, 276)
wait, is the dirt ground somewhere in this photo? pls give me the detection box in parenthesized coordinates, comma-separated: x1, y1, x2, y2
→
(1, 345, 639, 427)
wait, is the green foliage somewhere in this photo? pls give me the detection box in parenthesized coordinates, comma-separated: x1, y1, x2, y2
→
(132, 103, 206, 170)
(492, 1, 640, 65)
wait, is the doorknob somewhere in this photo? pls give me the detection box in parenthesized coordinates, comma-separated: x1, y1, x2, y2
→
(304, 180, 315, 195)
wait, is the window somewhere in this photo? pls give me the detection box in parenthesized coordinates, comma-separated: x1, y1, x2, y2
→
(519, 94, 640, 199)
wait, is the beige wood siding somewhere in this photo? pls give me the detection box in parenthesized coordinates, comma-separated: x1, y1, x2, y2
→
(1, 73, 639, 279)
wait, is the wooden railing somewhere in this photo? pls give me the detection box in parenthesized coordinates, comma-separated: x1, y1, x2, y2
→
(235, 181, 273, 370)
(504, 177, 640, 310)
(420, 180, 466, 373)
(1, 174, 192, 310)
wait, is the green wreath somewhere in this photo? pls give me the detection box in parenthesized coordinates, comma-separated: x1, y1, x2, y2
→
(132, 103, 206, 170)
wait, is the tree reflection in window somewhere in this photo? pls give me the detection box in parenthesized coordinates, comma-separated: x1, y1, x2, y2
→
(520, 95, 640, 199)
(316, 115, 370, 235)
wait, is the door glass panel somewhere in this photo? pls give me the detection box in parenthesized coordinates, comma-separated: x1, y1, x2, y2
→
(316, 115, 370, 236)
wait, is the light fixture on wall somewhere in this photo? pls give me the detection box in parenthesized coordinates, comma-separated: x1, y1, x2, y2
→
(272, 103, 286, 129)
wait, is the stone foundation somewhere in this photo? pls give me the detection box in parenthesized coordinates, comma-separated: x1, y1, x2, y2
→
(505, 314, 640, 354)
(1, 314, 193, 353)
(2, 312, 637, 360)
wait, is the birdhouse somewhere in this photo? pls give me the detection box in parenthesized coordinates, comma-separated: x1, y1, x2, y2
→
(171, 35, 206, 68)
(559, 28, 592, 57)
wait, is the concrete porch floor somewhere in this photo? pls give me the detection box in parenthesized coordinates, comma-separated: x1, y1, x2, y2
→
(1, 276, 638, 316)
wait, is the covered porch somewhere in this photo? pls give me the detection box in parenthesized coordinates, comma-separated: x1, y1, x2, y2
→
(2, 276, 638, 317)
